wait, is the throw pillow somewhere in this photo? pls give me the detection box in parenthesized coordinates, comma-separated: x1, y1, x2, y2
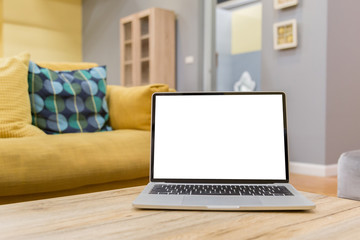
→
(107, 84, 170, 131)
(28, 61, 112, 134)
(0, 52, 46, 138)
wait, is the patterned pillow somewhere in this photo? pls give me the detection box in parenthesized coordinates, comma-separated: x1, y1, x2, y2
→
(28, 61, 112, 134)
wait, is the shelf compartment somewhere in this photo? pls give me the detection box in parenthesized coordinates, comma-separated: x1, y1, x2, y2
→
(124, 22, 132, 41)
(141, 38, 149, 58)
(124, 43, 132, 61)
(140, 16, 149, 36)
(141, 61, 150, 85)
(124, 65, 132, 86)
(141, 34, 150, 40)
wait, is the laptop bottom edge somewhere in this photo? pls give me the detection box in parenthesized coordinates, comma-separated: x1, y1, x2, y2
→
(132, 203, 315, 211)
(132, 183, 316, 211)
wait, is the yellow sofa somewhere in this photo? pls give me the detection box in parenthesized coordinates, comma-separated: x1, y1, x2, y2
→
(0, 53, 172, 204)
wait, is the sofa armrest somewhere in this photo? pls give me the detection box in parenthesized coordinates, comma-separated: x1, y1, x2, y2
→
(106, 84, 171, 131)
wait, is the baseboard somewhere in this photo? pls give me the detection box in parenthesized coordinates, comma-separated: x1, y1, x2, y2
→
(289, 162, 338, 177)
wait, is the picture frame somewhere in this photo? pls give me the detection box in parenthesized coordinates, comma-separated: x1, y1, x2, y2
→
(273, 19, 297, 50)
(274, 0, 298, 10)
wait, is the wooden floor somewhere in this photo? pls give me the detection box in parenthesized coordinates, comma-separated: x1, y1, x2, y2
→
(289, 173, 337, 197)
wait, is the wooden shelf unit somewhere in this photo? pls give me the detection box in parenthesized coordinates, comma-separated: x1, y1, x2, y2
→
(120, 8, 175, 88)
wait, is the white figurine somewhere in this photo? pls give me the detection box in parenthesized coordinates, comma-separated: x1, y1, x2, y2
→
(233, 71, 256, 92)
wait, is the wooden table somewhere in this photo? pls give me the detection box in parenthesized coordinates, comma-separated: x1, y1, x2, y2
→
(1, 186, 360, 240)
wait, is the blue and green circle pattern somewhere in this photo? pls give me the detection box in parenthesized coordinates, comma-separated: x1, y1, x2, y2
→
(28, 61, 112, 134)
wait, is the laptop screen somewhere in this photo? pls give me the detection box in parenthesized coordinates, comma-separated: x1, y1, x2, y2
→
(151, 92, 288, 183)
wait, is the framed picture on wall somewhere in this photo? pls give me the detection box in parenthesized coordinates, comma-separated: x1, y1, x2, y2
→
(274, 0, 298, 10)
(273, 19, 297, 50)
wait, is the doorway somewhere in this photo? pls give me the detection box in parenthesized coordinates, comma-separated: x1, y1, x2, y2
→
(216, 0, 262, 91)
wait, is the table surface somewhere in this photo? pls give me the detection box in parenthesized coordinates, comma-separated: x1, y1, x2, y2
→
(1, 186, 360, 240)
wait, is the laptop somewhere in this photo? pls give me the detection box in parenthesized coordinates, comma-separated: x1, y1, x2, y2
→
(133, 92, 315, 211)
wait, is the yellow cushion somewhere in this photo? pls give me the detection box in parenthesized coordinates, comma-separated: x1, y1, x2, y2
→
(0, 52, 45, 138)
(0, 129, 150, 196)
(107, 84, 170, 130)
(36, 62, 98, 71)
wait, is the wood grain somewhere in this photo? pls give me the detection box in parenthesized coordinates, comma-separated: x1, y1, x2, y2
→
(0, 186, 359, 240)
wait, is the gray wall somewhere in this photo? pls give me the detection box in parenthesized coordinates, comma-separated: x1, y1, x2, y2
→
(262, 0, 360, 166)
(325, 0, 360, 164)
(82, 0, 205, 91)
(83, 0, 360, 166)
(261, 0, 328, 164)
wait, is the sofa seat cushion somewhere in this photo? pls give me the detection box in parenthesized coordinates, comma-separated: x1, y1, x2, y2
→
(0, 129, 150, 196)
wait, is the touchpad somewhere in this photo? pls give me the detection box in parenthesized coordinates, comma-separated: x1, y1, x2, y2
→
(182, 196, 261, 206)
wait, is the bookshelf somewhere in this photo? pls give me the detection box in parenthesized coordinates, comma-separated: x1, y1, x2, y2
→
(120, 8, 175, 88)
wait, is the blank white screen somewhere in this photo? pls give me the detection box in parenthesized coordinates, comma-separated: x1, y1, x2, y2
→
(153, 94, 287, 180)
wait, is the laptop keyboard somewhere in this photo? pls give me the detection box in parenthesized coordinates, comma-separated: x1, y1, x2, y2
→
(150, 184, 293, 196)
